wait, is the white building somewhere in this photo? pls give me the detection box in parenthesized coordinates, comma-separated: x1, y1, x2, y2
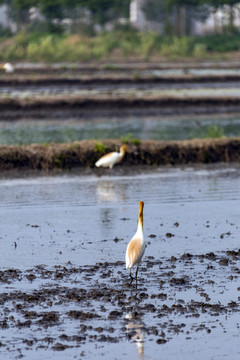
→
(130, 0, 147, 30)
(130, 0, 240, 35)
(0, 5, 16, 32)
(130, 0, 162, 31)
(193, 5, 240, 35)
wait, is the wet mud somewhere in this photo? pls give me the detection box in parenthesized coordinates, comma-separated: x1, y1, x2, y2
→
(2, 63, 240, 120)
(2, 73, 240, 87)
(1, 250, 240, 358)
(0, 164, 239, 359)
(1, 96, 240, 119)
(0, 138, 239, 171)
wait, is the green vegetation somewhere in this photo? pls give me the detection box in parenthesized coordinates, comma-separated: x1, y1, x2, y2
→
(0, 30, 240, 62)
(94, 141, 107, 153)
(0, 1, 240, 62)
(53, 154, 65, 167)
(121, 133, 140, 145)
(205, 125, 225, 138)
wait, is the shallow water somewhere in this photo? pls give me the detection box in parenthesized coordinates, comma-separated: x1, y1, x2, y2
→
(0, 164, 240, 360)
(0, 164, 239, 269)
(0, 113, 239, 144)
(1, 80, 240, 97)
(1, 86, 240, 100)
(145, 68, 240, 76)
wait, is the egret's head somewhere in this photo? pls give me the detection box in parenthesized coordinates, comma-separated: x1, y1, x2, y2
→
(139, 201, 144, 211)
(120, 144, 128, 153)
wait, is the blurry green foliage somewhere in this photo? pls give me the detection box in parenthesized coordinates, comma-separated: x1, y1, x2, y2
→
(205, 125, 225, 138)
(121, 133, 140, 145)
(95, 142, 107, 153)
(0, 29, 240, 62)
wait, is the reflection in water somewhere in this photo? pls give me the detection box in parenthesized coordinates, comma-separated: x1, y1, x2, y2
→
(98, 207, 119, 241)
(125, 311, 145, 358)
(96, 180, 118, 202)
(96, 179, 125, 203)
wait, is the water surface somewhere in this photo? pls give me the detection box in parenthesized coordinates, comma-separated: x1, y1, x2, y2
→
(0, 114, 239, 144)
(0, 160, 239, 360)
(0, 164, 239, 268)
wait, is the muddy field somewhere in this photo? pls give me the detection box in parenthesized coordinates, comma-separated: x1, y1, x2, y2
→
(1, 251, 240, 359)
(5, 59, 240, 73)
(2, 96, 240, 120)
(0, 62, 240, 359)
(2, 61, 240, 86)
(1, 61, 240, 118)
(3, 73, 240, 86)
(0, 164, 240, 359)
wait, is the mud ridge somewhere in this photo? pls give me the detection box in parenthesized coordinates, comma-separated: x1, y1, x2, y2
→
(1, 96, 240, 119)
(2, 74, 240, 87)
(0, 138, 239, 171)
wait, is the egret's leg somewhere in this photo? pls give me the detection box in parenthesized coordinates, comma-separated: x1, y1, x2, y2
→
(129, 269, 134, 285)
(135, 265, 139, 289)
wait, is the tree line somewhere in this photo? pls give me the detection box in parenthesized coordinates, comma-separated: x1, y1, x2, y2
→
(0, 0, 130, 31)
(0, 0, 239, 35)
(143, 0, 240, 35)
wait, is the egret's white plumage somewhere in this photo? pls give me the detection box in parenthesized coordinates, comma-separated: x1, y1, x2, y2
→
(95, 145, 127, 169)
(125, 201, 145, 287)
(2, 63, 14, 73)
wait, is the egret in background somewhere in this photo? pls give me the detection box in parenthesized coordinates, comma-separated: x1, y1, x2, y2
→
(2, 63, 14, 73)
(125, 201, 145, 288)
(95, 145, 127, 170)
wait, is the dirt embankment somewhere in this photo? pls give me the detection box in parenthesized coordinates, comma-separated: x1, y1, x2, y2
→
(1, 74, 240, 86)
(0, 138, 239, 171)
(1, 97, 240, 119)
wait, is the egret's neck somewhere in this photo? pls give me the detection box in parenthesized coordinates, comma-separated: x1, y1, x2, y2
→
(137, 208, 143, 235)
(119, 149, 126, 161)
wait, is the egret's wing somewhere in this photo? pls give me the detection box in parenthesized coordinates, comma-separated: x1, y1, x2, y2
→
(95, 152, 119, 168)
(126, 237, 145, 269)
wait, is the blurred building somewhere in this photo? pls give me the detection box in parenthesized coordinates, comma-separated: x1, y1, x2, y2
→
(130, 0, 146, 30)
(0, 5, 16, 32)
(129, 0, 240, 35)
(130, 0, 162, 31)
(29, 7, 44, 22)
(193, 5, 240, 35)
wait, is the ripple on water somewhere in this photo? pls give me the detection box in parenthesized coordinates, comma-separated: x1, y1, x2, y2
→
(0, 164, 239, 270)
(0, 164, 239, 208)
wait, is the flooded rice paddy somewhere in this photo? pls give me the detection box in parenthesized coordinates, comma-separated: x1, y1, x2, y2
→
(1, 86, 240, 100)
(0, 164, 240, 359)
(9, 60, 240, 73)
(0, 61, 240, 359)
(1, 81, 240, 98)
(2, 62, 240, 120)
(0, 114, 239, 145)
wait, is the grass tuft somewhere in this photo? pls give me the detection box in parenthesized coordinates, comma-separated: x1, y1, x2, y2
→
(121, 133, 140, 145)
(205, 125, 225, 138)
(95, 142, 107, 153)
